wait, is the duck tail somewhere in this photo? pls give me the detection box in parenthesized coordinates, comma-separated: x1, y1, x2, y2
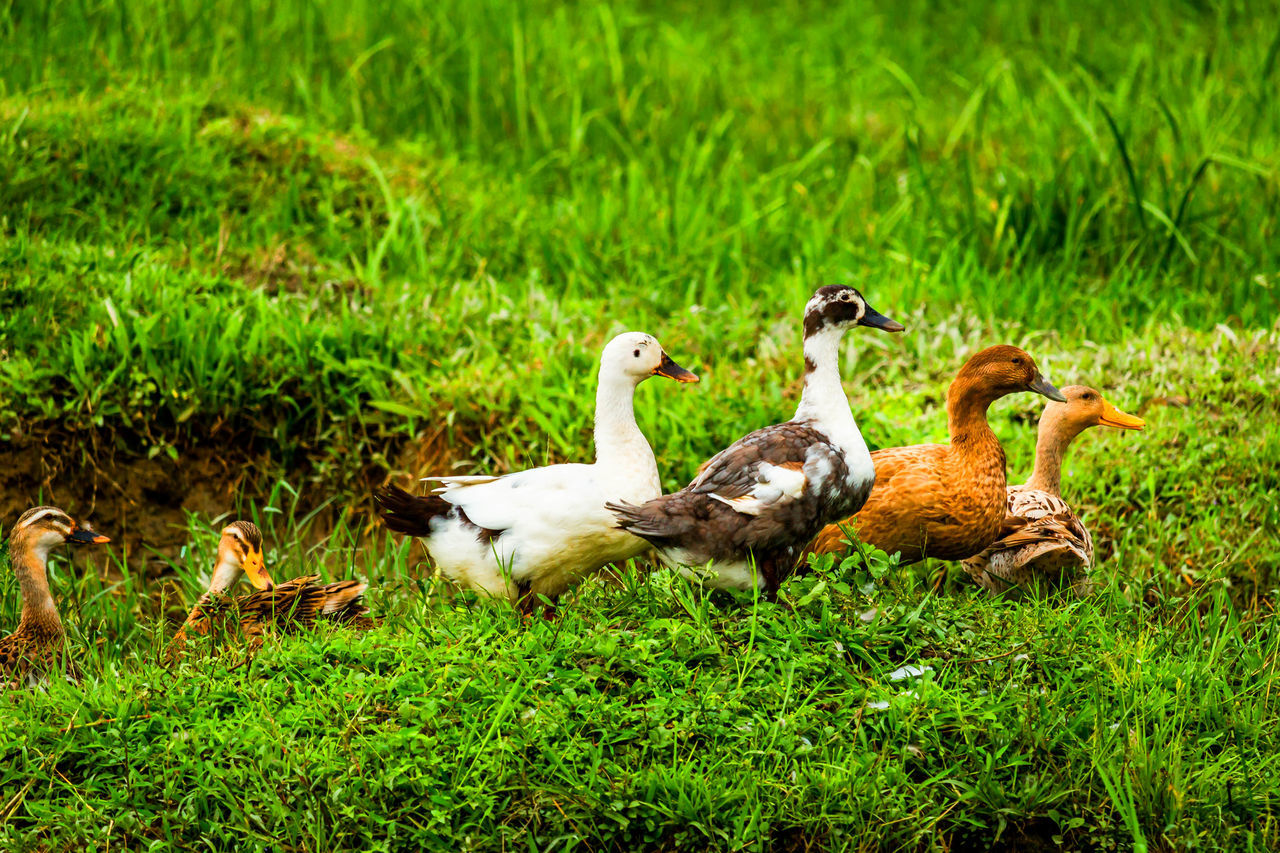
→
(375, 484, 450, 537)
(605, 499, 669, 540)
(318, 580, 370, 622)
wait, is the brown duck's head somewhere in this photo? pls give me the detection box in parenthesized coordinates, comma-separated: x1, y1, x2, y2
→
(216, 521, 273, 591)
(1046, 385, 1146, 433)
(802, 285, 905, 338)
(954, 345, 1066, 402)
(601, 332, 699, 385)
(10, 506, 111, 553)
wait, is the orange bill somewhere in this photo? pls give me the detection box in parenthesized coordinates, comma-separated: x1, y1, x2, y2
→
(1098, 399, 1146, 430)
(242, 548, 275, 590)
(68, 524, 111, 545)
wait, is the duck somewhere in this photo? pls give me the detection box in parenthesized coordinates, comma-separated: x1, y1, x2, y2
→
(961, 385, 1145, 596)
(171, 521, 369, 650)
(1, 506, 110, 687)
(375, 332, 699, 613)
(810, 344, 1066, 565)
(607, 285, 904, 595)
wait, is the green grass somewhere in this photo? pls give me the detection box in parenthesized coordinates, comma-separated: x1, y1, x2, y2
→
(1, 0, 1279, 849)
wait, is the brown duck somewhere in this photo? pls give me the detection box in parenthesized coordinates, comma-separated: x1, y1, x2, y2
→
(961, 385, 1145, 596)
(811, 345, 1066, 564)
(172, 521, 369, 651)
(1, 507, 110, 688)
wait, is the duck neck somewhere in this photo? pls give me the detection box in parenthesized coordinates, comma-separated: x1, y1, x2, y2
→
(9, 536, 63, 636)
(946, 380, 1003, 458)
(1024, 411, 1085, 495)
(794, 326, 856, 433)
(593, 371, 656, 475)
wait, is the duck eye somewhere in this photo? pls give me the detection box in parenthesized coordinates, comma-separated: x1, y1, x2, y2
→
(633, 349, 640, 358)
(1011, 357, 1022, 365)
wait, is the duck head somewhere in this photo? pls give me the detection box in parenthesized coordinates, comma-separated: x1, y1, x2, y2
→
(955, 345, 1066, 403)
(802, 285, 905, 338)
(9, 506, 110, 559)
(601, 332, 698, 385)
(1045, 385, 1146, 435)
(210, 520, 274, 594)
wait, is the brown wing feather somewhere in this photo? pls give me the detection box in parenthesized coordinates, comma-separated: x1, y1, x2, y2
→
(689, 423, 829, 501)
(961, 486, 1093, 594)
(171, 575, 371, 656)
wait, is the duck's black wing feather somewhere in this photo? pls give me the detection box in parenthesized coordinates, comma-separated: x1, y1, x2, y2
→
(608, 422, 845, 551)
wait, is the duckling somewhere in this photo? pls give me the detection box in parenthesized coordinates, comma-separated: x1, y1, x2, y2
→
(811, 345, 1066, 564)
(172, 521, 369, 649)
(608, 285, 904, 594)
(962, 385, 1145, 596)
(376, 332, 698, 612)
(1, 507, 110, 687)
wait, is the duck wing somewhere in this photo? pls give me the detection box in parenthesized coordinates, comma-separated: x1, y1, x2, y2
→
(609, 423, 841, 548)
(238, 575, 370, 630)
(172, 576, 370, 653)
(423, 464, 599, 534)
(685, 423, 836, 516)
(989, 488, 1092, 560)
(962, 487, 1092, 592)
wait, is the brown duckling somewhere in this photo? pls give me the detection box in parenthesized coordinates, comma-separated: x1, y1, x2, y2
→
(2, 507, 110, 687)
(172, 521, 369, 651)
(811, 345, 1065, 564)
(962, 385, 1146, 596)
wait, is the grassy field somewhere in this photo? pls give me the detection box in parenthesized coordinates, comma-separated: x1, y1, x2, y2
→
(2, 0, 1279, 849)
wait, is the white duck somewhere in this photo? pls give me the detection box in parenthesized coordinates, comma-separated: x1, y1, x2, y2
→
(376, 332, 697, 612)
(608, 285, 904, 595)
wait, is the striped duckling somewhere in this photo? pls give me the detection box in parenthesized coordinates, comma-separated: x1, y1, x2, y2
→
(2, 507, 110, 688)
(171, 521, 369, 651)
(376, 332, 698, 613)
(608, 285, 904, 595)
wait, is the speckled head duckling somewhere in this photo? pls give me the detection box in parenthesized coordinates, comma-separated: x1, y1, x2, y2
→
(2, 507, 110, 687)
(811, 344, 1066, 564)
(210, 521, 273, 594)
(963, 385, 1145, 596)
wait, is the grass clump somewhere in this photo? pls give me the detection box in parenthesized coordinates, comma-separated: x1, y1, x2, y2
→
(1, 545, 1277, 851)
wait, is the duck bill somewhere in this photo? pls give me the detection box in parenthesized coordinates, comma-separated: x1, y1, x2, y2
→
(1028, 374, 1067, 402)
(243, 550, 274, 591)
(68, 525, 111, 545)
(1098, 400, 1145, 430)
(859, 306, 905, 333)
(652, 352, 699, 383)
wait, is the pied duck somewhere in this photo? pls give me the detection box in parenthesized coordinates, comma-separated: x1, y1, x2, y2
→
(608, 285, 904, 594)
(2, 507, 110, 687)
(962, 385, 1145, 595)
(376, 332, 698, 612)
(811, 345, 1066, 564)
(171, 521, 369, 651)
